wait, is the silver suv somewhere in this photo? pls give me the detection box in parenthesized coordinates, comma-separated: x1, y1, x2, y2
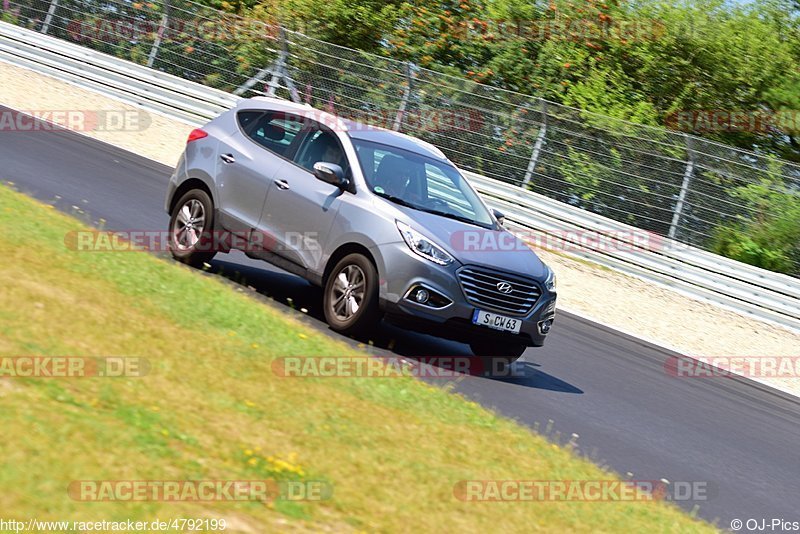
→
(165, 97, 557, 363)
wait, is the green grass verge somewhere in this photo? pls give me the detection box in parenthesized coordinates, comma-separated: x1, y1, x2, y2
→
(0, 184, 714, 532)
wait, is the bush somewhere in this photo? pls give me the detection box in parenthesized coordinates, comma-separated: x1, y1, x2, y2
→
(710, 159, 800, 276)
(711, 226, 796, 275)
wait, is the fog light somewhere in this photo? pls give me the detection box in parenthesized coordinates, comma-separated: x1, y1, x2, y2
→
(404, 285, 452, 308)
(539, 319, 554, 335)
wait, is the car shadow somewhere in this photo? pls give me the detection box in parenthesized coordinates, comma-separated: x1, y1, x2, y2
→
(208, 257, 324, 318)
(206, 254, 582, 394)
(488, 361, 584, 394)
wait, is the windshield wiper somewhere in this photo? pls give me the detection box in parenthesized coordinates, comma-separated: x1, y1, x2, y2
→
(374, 191, 418, 209)
(419, 208, 485, 227)
(375, 192, 492, 229)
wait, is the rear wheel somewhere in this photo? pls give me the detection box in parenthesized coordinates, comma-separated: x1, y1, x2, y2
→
(469, 341, 527, 376)
(323, 253, 380, 335)
(169, 189, 217, 267)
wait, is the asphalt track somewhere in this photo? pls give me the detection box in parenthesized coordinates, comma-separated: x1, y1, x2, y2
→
(2, 106, 799, 528)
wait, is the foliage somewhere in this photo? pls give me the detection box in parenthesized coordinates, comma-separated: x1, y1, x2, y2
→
(280, 0, 403, 50)
(8, 0, 800, 273)
(711, 158, 800, 275)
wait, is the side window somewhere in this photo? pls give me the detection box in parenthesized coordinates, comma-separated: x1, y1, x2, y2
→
(237, 111, 303, 157)
(294, 129, 348, 174)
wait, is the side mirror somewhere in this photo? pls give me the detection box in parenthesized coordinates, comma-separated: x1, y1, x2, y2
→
(313, 162, 347, 188)
(492, 209, 506, 227)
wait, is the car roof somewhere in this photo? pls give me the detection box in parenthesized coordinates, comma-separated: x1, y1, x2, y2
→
(237, 97, 449, 162)
(343, 120, 448, 161)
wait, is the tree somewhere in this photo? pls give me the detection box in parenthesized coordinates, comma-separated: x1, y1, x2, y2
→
(281, 0, 403, 50)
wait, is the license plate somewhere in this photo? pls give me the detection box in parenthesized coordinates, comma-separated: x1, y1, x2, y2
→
(472, 309, 522, 334)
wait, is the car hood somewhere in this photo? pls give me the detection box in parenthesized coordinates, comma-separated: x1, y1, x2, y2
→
(394, 205, 548, 281)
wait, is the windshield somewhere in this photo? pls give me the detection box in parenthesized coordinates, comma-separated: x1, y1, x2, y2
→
(352, 139, 495, 229)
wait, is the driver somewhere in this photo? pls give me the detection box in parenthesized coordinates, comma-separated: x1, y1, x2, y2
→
(306, 132, 345, 169)
(375, 155, 418, 200)
(384, 169, 412, 197)
(320, 140, 344, 167)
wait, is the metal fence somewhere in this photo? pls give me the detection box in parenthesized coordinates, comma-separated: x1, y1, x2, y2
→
(3, 17, 800, 331)
(4, 0, 799, 275)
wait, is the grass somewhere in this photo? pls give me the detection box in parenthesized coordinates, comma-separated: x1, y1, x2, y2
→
(0, 184, 714, 532)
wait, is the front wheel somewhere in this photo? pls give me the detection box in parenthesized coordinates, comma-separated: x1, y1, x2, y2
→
(323, 253, 380, 335)
(169, 189, 217, 267)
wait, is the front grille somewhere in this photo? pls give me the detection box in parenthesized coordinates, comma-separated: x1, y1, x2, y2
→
(457, 267, 541, 316)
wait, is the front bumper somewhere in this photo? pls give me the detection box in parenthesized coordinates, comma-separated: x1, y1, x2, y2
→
(372, 243, 557, 347)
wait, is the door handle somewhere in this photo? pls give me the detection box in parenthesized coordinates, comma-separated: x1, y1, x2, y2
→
(274, 179, 290, 190)
(220, 153, 235, 164)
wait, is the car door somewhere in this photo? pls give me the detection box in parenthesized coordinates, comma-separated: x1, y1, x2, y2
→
(215, 110, 304, 235)
(257, 124, 350, 271)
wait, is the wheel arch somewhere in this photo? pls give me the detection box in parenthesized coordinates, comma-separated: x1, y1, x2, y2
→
(168, 178, 215, 215)
(323, 243, 379, 287)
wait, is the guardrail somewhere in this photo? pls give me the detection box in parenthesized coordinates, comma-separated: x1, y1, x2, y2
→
(2, 20, 799, 333)
(0, 21, 238, 123)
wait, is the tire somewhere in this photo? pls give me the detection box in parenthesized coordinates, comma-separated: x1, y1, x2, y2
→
(323, 253, 380, 335)
(469, 341, 527, 377)
(168, 189, 217, 267)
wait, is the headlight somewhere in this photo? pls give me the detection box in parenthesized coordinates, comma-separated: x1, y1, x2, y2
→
(545, 266, 557, 292)
(396, 221, 454, 266)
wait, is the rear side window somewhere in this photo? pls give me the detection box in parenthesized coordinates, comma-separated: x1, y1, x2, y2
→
(237, 111, 303, 157)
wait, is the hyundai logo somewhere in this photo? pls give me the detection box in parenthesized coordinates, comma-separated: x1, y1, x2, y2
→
(496, 282, 513, 294)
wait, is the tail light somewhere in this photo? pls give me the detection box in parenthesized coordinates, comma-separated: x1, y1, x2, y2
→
(187, 129, 208, 143)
